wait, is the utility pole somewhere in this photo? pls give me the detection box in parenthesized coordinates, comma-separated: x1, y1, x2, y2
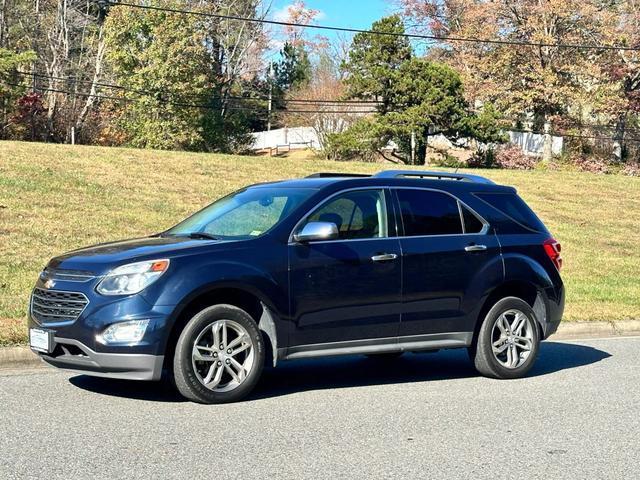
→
(267, 62, 273, 132)
(411, 131, 416, 165)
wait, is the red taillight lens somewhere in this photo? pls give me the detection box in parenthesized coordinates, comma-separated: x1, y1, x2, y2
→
(543, 238, 562, 271)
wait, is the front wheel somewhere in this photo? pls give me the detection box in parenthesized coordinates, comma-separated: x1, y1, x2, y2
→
(469, 297, 540, 379)
(173, 304, 265, 404)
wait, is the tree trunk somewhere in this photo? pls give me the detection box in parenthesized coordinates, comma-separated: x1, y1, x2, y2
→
(0, 0, 7, 48)
(74, 25, 106, 136)
(612, 113, 627, 163)
(542, 119, 553, 162)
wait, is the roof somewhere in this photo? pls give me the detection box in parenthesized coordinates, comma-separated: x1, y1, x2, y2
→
(252, 170, 513, 193)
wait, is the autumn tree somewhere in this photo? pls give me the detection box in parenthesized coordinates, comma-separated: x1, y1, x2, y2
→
(596, 0, 640, 161)
(397, 0, 607, 161)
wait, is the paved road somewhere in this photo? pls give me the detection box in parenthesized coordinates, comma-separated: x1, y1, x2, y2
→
(1, 336, 638, 479)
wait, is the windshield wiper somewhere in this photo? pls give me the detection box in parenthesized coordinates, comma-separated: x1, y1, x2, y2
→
(186, 232, 220, 241)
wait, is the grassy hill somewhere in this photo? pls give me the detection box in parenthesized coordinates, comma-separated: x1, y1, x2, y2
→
(1, 141, 639, 345)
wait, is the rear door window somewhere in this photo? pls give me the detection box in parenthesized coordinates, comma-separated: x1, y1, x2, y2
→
(396, 189, 463, 236)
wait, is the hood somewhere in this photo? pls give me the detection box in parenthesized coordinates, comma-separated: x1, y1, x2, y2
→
(48, 236, 225, 274)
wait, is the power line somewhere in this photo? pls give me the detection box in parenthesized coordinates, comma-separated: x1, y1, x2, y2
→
(14, 70, 382, 105)
(5, 82, 376, 114)
(110, 0, 640, 52)
(8, 80, 640, 141)
(22, 71, 640, 130)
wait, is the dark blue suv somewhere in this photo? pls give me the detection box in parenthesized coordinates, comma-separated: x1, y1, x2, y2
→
(28, 170, 564, 403)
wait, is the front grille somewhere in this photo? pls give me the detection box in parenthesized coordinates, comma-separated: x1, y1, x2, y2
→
(30, 288, 89, 325)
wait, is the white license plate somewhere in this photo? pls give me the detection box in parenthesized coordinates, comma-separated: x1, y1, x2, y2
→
(30, 328, 52, 353)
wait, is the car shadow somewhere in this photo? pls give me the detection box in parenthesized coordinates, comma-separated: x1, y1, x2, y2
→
(68, 341, 611, 403)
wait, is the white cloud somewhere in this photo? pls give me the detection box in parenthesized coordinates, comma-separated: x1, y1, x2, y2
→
(271, 3, 326, 23)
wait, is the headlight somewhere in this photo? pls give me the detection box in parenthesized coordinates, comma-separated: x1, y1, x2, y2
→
(97, 319, 150, 344)
(96, 259, 170, 296)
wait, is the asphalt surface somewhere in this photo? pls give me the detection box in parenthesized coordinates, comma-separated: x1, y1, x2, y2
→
(1, 336, 638, 479)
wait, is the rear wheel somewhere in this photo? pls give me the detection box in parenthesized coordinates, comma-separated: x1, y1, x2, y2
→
(470, 297, 540, 379)
(173, 304, 264, 404)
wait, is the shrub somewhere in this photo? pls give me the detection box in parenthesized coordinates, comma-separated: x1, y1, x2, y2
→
(494, 145, 537, 170)
(568, 155, 612, 174)
(468, 145, 537, 170)
(622, 162, 640, 177)
(323, 119, 384, 162)
(468, 148, 496, 168)
(430, 152, 466, 169)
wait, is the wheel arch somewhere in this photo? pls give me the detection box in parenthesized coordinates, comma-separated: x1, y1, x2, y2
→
(163, 283, 283, 371)
(472, 279, 546, 345)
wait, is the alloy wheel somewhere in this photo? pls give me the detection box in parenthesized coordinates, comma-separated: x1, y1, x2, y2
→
(191, 319, 255, 392)
(490, 309, 534, 369)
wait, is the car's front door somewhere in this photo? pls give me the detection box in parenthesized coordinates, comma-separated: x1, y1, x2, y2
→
(288, 188, 402, 348)
(393, 188, 502, 338)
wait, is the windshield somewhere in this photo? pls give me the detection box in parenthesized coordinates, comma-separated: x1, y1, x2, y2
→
(165, 187, 315, 240)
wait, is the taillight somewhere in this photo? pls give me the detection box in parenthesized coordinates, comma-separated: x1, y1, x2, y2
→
(543, 238, 562, 271)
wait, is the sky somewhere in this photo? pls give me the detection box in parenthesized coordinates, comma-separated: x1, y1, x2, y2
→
(268, 0, 394, 46)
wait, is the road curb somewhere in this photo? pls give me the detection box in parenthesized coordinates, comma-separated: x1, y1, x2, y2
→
(1, 320, 639, 370)
(0, 346, 42, 370)
(553, 319, 640, 340)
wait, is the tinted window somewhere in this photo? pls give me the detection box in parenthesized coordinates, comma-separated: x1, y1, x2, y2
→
(396, 190, 463, 236)
(475, 193, 546, 232)
(304, 189, 388, 240)
(461, 205, 485, 233)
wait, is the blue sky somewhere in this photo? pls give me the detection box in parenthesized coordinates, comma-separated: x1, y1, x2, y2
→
(269, 0, 394, 43)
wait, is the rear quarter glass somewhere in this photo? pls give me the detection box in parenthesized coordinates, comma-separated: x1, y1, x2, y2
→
(473, 192, 548, 233)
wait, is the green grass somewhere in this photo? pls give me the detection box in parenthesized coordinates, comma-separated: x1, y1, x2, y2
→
(1, 141, 639, 345)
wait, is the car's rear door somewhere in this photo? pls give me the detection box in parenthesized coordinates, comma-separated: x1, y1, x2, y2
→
(288, 188, 402, 347)
(393, 188, 502, 338)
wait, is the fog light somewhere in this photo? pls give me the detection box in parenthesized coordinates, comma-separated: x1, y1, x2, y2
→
(97, 320, 150, 345)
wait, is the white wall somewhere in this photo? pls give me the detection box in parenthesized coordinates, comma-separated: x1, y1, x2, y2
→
(250, 126, 564, 156)
(509, 131, 563, 156)
(251, 127, 319, 150)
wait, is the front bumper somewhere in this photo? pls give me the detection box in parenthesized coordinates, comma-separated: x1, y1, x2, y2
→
(36, 337, 164, 381)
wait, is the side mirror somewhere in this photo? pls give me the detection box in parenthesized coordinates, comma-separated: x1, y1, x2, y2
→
(294, 222, 339, 243)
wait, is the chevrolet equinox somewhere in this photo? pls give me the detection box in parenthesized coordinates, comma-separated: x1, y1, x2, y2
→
(28, 170, 564, 403)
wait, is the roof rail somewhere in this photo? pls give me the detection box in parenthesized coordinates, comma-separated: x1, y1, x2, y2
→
(305, 173, 371, 178)
(374, 170, 495, 184)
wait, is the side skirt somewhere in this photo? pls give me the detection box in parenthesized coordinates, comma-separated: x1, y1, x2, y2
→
(278, 332, 473, 361)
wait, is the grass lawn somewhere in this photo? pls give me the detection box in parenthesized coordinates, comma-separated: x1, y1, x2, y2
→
(1, 141, 639, 345)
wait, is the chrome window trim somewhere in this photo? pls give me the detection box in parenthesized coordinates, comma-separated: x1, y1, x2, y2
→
(288, 185, 490, 244)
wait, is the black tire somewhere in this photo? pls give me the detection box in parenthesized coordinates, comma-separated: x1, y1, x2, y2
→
(173, 304, 265, 404)
(469, 297, 540, 379)
(365, 352, 404, 360)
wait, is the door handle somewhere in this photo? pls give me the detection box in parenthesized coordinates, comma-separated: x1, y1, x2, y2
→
(371, 253, 398, 262)
(465, 244, 487, 252)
